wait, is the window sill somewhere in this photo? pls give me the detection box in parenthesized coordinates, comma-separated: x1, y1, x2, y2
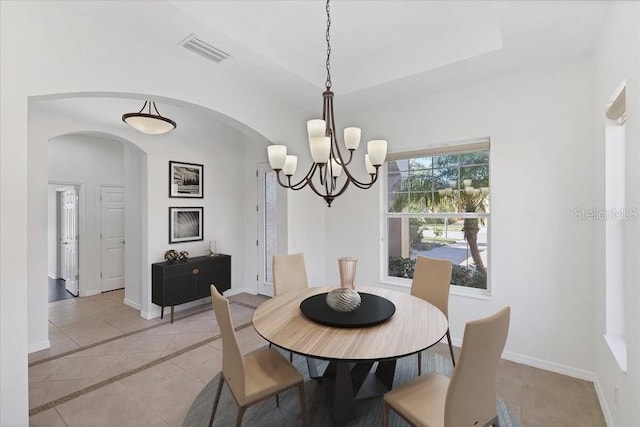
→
(450, 285, 491, 300)
(604, 334, 627, 373)
(380, 277, 491, 300)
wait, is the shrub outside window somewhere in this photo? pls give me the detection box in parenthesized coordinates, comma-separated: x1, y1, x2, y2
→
(384, 141, 490, 290)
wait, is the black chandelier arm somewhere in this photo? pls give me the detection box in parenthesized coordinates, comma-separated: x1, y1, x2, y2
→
(275, 163, 321, 191)
(307, 174, 337, 200)
(276, 169, 308, 191)
(326, 174, 353, 200)
(337, 160, 380, 189)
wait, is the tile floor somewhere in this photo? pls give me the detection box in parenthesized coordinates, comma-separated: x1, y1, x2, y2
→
(29, 290, 605, 427)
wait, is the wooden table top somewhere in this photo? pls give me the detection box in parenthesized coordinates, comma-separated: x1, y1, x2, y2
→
(252, 286, 448, 362)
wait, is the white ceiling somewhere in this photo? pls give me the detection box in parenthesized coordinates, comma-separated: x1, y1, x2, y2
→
(34, 0, 611, 135)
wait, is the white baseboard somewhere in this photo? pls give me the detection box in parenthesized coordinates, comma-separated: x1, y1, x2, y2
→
(29, 340, 51, 354)
(223, 288, 245, 297)
(451, 337, 596, 381)
(593, 376, 614, 426)
(79, 289, 99, 297)
(123, 298, 140, 310)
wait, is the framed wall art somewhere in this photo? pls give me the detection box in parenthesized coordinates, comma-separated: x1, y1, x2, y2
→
(169, 161, 203, 198)
(169, 206, 204, 243)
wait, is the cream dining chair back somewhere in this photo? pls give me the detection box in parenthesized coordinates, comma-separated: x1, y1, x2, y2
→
(272, 253, 311, 366)
(272, 253, 309, 296)
(410, 256, 455, 372)
(445, 306, 510, 426)
(383, 306, 510, 427)
(209, 286, 308, 427)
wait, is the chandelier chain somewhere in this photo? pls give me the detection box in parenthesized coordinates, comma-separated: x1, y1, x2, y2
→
(325, 0, 332, 89)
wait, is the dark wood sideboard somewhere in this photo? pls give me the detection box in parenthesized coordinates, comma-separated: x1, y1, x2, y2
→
(152, 254, 231, 323)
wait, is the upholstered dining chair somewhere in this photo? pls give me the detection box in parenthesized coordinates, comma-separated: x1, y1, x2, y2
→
(272, 253, 321, 377)
(271, 253, 309, 360)
(272, 253, 309, 296)
(383, 306, 510, 427)
(209, 285, 308, 427)
(410, 256, 455, 373)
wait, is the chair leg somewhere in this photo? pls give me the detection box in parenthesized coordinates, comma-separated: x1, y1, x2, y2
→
(276, 393, 280, 407)
(289, 351, 293, 362)
(417, 351, 422, 375)
(236, 405, 246, 427)
(446, 328, 456, 367)
(298, 382, 309, 427)
(382, 401, 390, 427)
(484, 415, 499, 427)
(208, 377, 224, 427)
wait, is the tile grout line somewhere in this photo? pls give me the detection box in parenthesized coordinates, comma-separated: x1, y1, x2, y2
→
(31, 301, 256, 367)
(32, 306, 212, 367)
(29, 320, 255, 417)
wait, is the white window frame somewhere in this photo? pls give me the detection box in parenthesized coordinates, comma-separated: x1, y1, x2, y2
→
(380, 139, 491, 299)
(604, 82, 627, 372)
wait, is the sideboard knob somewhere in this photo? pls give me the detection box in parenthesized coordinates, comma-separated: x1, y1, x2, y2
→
(192, 268, 200, 275)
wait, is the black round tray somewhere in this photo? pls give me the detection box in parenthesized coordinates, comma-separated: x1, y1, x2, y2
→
(299, 292, 396, 328)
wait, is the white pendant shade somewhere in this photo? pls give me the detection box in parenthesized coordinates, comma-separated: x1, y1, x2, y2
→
(122, 101, 176, 135)
(367, 140, 387, 166)
(283, 155, 298, 176)
(365, 154, 376, 174)
(307, 119, 326, 138)
(310, 136, 331, 163)
(268, 145, 287, 170)
(344, 127, 361, 150)
(123, 116, 175, 135)
(330, 158, 343, 177)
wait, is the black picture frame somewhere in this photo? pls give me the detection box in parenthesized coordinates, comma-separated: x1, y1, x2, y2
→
(169, 161, 203, 198)
(169, 207, 204, 243)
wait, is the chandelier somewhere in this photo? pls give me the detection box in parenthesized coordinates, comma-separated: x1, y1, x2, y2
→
(122, 101, 176, 135)
(266, 0, 387, 207)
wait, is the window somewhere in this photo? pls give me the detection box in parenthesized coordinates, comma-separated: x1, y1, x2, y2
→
(604, 84, 626, 372)
(383, 140, 490, 291)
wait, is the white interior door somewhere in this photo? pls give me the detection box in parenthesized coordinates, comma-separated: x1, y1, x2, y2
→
(60, 187, 79, 296)
(101, 186, 125, 292)
(257, 164, 277, 297)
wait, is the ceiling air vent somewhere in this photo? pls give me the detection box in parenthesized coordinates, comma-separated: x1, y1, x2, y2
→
(180, 34, 231, 64)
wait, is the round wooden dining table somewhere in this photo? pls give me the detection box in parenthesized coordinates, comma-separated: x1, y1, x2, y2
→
(252, 286, 448, 426)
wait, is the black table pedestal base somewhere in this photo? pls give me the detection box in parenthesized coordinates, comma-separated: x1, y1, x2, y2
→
(322, 359, 397, 426)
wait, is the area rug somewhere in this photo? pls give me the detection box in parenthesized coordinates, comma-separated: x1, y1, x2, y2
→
(184, 350, 519, 426)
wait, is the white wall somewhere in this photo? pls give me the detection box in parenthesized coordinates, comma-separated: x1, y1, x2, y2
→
(328, 56, 597, 377)
(593, 2, 640, 426)
(48, 133, 125, 296)
(123, 143, 145, 309)
(1, 2, 316, 422)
